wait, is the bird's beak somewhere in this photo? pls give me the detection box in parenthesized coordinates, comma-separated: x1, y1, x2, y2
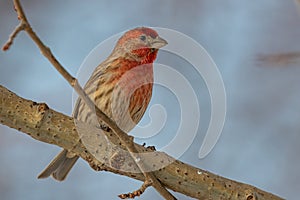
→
(150, 36, 168, 49)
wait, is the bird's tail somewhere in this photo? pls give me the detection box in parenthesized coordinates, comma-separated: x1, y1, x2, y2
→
(38, 149, 79, 181)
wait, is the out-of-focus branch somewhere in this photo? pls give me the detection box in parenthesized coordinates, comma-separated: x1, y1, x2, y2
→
(2, 0, 175, 199)
(295, 0, 300, 13)
(257, 52, 300, 66)
(0, 85, 284, 200)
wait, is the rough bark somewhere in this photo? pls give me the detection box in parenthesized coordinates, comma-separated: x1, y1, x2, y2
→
(0, 85, 284, 200)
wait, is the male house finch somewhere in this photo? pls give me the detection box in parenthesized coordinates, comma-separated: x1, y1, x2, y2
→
(38, 27, 167, 181)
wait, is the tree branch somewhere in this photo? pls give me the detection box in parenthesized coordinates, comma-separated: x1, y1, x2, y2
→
(1, 0, 285, 199)
(3, 0, 175, 199)
(0, 85, 283, 200)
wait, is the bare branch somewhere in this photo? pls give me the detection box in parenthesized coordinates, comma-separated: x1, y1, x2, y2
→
(2, 21, 27, 51)
(119, 179, 152, 199)
(256, 52, 300, 66)
(3, 0, 175, 199)
(0, 0, 286, 199)
(0, 85, 284, 200)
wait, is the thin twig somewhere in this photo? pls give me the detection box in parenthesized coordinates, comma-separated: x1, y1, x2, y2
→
(2, 21, 27, 51)
(118, 179, 152, 199)
(6, 0, 176, 199)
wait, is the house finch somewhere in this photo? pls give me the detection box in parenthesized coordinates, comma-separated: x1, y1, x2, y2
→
(38, 27, 167, 181)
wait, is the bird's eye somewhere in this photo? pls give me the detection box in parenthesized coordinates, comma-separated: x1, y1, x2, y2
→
(140, 35, 146, 41)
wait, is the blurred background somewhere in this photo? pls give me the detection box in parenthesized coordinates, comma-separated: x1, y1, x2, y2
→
(1, 0, 300, 199)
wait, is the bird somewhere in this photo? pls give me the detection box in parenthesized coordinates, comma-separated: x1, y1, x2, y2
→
(37, 27, 167, 181)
